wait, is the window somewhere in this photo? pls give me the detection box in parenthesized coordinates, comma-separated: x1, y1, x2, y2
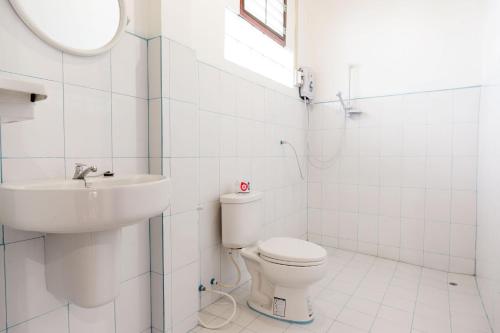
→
(240, 0, 287, 46)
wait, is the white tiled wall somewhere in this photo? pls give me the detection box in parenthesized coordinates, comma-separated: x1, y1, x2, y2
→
(308, 88, 480, 274)
(476, 0, 500, 329)
(0, 0, 152, 331)
(148, 37, 308, 333)
(476, 83, 500, 332)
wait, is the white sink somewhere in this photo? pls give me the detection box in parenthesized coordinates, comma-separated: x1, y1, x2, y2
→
(0, 174, 171, 308)
(0, 174, 170, 233)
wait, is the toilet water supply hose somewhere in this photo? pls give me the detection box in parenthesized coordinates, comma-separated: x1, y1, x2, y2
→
(198, 250, 241, 329)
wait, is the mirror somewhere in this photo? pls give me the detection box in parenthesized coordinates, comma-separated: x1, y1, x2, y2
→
(9, 0, 127, 56)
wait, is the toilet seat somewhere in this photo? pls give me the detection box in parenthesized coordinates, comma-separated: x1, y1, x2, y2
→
(259, 254, 326, 267)
(258, 237, 327, 267)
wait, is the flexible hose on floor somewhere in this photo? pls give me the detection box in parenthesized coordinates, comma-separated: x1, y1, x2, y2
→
(198, 288, 237, 330)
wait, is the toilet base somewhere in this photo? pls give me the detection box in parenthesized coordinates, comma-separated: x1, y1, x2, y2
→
(247, 301, 314, 324)
(247, 285, 315, 324)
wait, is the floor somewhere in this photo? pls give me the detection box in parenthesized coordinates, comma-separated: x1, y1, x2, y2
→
(193, 248, 491, 333)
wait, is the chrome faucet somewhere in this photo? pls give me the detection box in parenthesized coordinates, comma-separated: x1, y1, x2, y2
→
(73, 163, 97, 180)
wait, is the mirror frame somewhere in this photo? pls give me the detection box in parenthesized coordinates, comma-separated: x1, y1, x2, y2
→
(8, 0, 128, 57)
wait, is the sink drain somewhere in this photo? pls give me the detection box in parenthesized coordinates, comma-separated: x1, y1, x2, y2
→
(449, 282, 458, 286)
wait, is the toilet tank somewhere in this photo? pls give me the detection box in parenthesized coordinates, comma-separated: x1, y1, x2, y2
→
(220, 191, 264, 249)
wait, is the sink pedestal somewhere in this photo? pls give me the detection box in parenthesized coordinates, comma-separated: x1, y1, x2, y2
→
(45, 229, 122, 308)
(0, 174, 171, 308)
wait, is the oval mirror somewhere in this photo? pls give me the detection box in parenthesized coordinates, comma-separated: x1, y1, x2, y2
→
(9, 0, 127, 56)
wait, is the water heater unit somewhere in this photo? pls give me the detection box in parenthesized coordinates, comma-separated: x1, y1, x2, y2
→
(297, 67, 315, 101)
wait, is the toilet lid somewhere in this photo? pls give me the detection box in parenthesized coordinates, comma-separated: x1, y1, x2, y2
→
(258, 237, 327, 264)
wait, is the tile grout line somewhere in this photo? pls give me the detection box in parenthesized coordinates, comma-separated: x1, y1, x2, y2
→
(366, 259, 400, 332)
(409, 265, 424, 331)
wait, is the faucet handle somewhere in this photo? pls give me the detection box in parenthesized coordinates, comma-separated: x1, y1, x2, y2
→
(73, 163, 87, 179)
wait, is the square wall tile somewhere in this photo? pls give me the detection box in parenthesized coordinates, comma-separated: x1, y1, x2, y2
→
(401, 188, 426, 220)
(451, 191, 476, 225)
(1, 158, 65, 182)
(378, 217, 401, 247)
(199, 63, 221, 112)
(453, 123, 478, 156)
(172, 262, 199, 327)
(63, 52, 111, 91)
(69, 303, 115, 333)
(426, 125, 452, 156)
(379, 187, 401, 218)
(450, 224, 476, 259)
(115, 273, 151, 333)
(199, 111, 221, 157)
(425, 190, 451, 222)
(219, 116, 238, 157)
(5, 238, 65, 326)
(148, 37, 162, 100)
(171, 210, 199, 270)
(358, 214, 378, 244)
(112, 94, 149, 158)
(401, 218, 425, 250)
(113, 158, 148, 175)
(170, 158, 199, 214)
(151, 272, 172, 331)
(0, 74, 64, 158)
(199, 158, 220, 204)
(453, 88, 480, 123)
(121, 221, 150, 282)
(220, 72, 238, 116)
(64, 85, 112, 158)
(425, 157, 452, 190)
(149, 99, 163, 159)
(161, 38, 171, 99)
(170, 42, 197, 104)
(424, 221, 450, 255)
(111, 33, 148, 99)
(199, 202, 221, 250)
(170, 100, 199, 157)
(452, 156, 477, 190)
(150, 216, 165, 275)
(403, 125, 427, 156)
(423, 252, 449, 271)
(200, 245, 221, 307)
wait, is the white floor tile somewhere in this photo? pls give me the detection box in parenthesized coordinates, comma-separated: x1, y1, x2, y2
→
(69, 303, 115, 333)
(191, 248, 490, 333)
(7, 307, 68, 333)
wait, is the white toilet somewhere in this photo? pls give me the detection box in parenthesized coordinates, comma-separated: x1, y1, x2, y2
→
(220, 191, 327, 324)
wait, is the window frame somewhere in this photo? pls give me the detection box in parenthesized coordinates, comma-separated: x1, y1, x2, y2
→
(239, 0, 287, 47)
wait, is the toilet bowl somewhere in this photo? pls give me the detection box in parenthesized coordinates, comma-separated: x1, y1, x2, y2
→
(220, 191, 328, 323)
(240, 237, 327, 323)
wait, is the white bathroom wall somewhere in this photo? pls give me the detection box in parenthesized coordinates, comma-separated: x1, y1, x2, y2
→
(147, 35, 308, 333)
(476, 0, 500, 330)
(308, 88, 480, 274)
(300, 0, 484, 275)
(298, 0, 485, 102)
(0, 0, 151, 332)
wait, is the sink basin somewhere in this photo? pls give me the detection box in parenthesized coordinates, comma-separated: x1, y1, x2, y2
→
(0, 174, 171, 233)
(0, 173, 171, 308)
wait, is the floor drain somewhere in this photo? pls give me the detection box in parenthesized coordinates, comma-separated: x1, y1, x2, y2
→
(449, 282, 458, 286)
